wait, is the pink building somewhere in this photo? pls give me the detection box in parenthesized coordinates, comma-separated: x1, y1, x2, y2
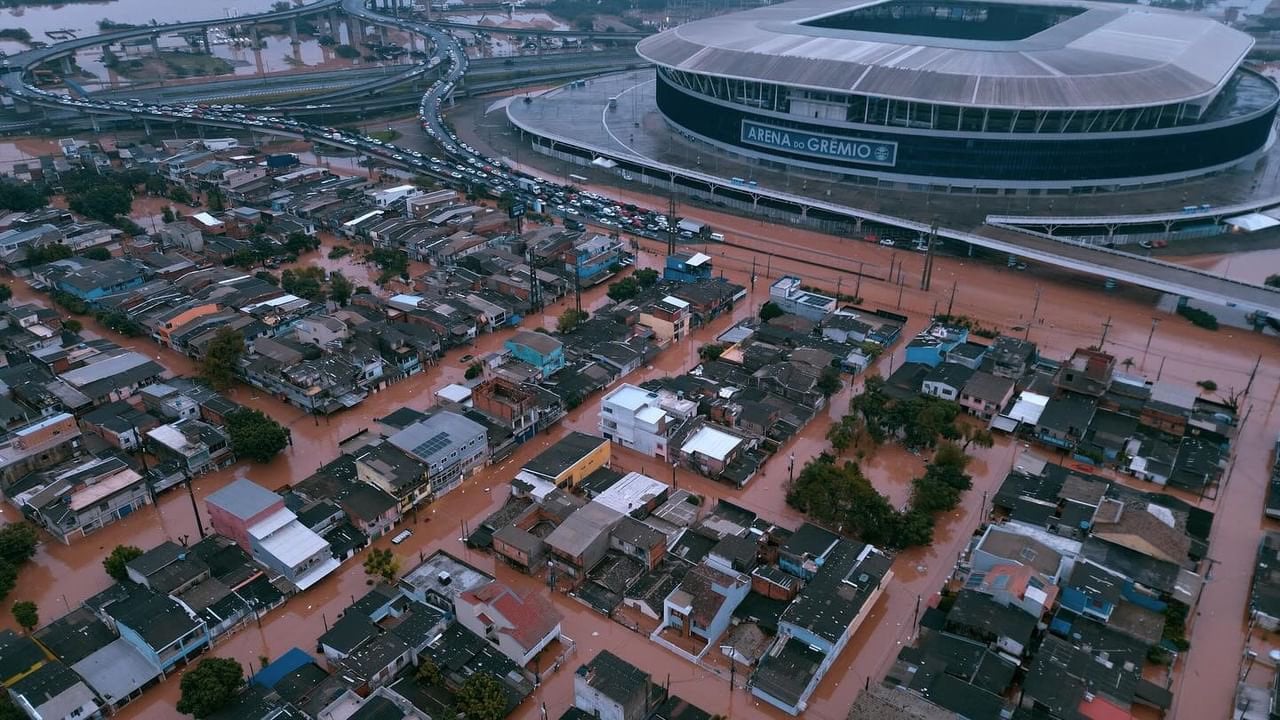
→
(205, 478, 285, 551)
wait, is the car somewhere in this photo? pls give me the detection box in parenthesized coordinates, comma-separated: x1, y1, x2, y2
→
(391, 529, 412, 545)
(1138, 240, 1153, 249)
(459, 354, 475, 363)
(878, 238, 896, 247)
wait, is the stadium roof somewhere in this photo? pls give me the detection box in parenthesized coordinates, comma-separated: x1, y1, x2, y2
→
(637, 0, 1254, 110)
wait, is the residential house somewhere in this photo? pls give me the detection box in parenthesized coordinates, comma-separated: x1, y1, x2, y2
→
(455, 583, 564, 666)
(1054, 348, 1115, 397)
(398, 550, 494, 613)
(520, 431, 611, 490)
(600, 384, 691, 461)
(960, 371, 1016, 420)
(504, 330, 565, 378)
(944, 341, 988, 370)
(566, 234, 623, 286)
(904, 323, 969, 368)
(768, 277, 835, 322)
(609, 517, 667, 571)
(638, 296, 691, 347)
(8, 661, 102, 720)
(387, 411, 489, 498)
(573, 651, 658, 720)
(1036, 395, 1097, 450)
(546, 502, 625, 581)
(966, 563, 1058, 618)
(0, 630, 50, 688)
(753, 541, 892, 715)
(57, 352, 165, 406)
(0, 413, 83, 492)
(987, 335, 1038, 379)
(205, 478, 339, 591)
(295, 315, 350, 348)
(971, 526, 1069, 583)
(945, 590, 1037, 657)
(922, 363, 976, 402)
(661, 563, 750, 643)
(53, 259, 146, 304)
(471, 378, 539, 445)
(663, 252, 714, 283)
(145, 418, 233, 476)
(779, 523, 840, 580)
(12, 457, 150, 544)
(677, 424, 757, 486)
(355, 442, 431, 514)
(97, 587, 210, 673)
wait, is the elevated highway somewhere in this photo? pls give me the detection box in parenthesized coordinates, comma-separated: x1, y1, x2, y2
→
(1, 0, 1275, 320)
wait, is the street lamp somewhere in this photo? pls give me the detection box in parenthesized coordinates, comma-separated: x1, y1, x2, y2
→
(788, 452, 795, 483)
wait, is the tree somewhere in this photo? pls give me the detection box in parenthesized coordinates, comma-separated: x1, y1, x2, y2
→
(80, 246, 111, 261)
(817, 366, 842, 397)
(96, 309, 144, 336)
(606, 277, 640, 302)
(225, 409, 289, 463)
(698, 343, 726, 362)
(103, 545, 144, 582)
(958, 425, 994, 451)
(826, 415, 861, 452)
(368, 249, 409, 285)
(455, 673, 508, 720)
(161, 206, 175, 223)
(168, 185, 193, 205)
(465, 362, 484, 380)
(363, 548, 400, 583)
(1197, 379, 1218, 392)
(255, 271, 279, 286)
(11, 601, 37, 632)
(25, 243, 72, 267)
(69, 184, 133, 222)
(176, 657, 244, 719)
(0, 284, 10, 303)
(0, 181, 48, 212)
(329, 270, 353, 306)
(557, 308, 588, 334)
(759, 301, 784, 321)
(1267, 274, 1280, 289)
(0, 523, 38, 566)
(284, 232, 318, 255)
(201, 327, 244, 390)
(0, 693, 28, 720)
(206, 187, 225, 212)
(416, 658, 441, 686)
(62, 319, 82, 334)
(634, 268, 659, 287)
(334, 44, 361, 59)
(0, 560, 15, 603)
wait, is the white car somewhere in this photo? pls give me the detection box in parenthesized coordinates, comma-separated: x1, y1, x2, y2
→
(879, 238, 896, 247)
(391, 529, 412, 545)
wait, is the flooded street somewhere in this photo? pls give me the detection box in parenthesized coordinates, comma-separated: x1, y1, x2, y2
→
(3, 208, 1271, 719)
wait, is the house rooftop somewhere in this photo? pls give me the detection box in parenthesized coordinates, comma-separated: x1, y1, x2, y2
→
(205, 477, 282, 521)
(781, 540, 890, 644)
(576, 650, 651, 706)
(522, 431, 607, 480)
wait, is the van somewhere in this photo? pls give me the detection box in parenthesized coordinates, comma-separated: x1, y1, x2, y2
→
(709, 232, 725, 242)
(391, 529, 413, 545)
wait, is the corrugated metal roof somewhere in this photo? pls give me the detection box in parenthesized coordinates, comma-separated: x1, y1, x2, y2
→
(637, 0, 1253, 110)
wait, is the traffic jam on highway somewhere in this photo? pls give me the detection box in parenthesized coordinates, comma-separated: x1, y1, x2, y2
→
(3, 2, 698, 249)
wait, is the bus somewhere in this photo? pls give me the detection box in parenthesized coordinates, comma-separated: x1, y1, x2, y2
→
(568, 174, 589, 184)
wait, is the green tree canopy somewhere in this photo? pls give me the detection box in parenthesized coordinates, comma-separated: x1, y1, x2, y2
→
(759, 301, 784, 321)
(455, 673, 509, 720)
(0, 523, 39, 566)
(80, 246, 111, 261)
(556, 309, 588, 334)
(634, 268, 659, 287)
(0, 284, 11, 303)
(329, 270, 353, 306)
(0, 181, 48, 213)
(176, 657, 244, 719)
(225, 409, 289, 463)
(363, 548, 400, 583)
(103, 545, 144, 582)
(11, 601, 37, 632)
(68, 184, 133, 222)
(201, 327, 244, 390)
(25, 243, 72, 267)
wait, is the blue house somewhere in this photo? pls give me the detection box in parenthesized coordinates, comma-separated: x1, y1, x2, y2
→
(904, 322, 969, 367)
(778, 523, 840, 580)
(567, 234, 623, 286)
(105, 588, 210, 673)
(55, 259, 146, 304)
(1058, 560, 1121, 623)
(505, 330, 565, 378)
(664, 252, 714, 283)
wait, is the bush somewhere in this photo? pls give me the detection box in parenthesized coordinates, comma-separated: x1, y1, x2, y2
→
(334, 44, 361, 59)
(1177, 305, 1219, 330)
(759, 301, 784, 321)
(1196, 379, 1217, 392)
(328, 246, 352, 260)
(465, 362, 484, 380)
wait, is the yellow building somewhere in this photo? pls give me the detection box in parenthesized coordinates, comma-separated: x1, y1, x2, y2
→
(520, 431, 611, 489)
(638, 296, 692, 347)
(0, 629, 51, 688)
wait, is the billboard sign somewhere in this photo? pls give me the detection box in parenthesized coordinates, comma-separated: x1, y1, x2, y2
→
(740, 120, 897, 167)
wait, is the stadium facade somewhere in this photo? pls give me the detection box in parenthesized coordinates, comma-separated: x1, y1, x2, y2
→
(636, 0, 1278, 190)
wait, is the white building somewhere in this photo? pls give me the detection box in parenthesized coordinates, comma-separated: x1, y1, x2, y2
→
(455, 583, 563, 667)
(599, 384, 696, 461)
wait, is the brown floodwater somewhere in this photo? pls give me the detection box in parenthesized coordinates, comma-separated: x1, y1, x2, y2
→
(3, 185, 1277, 720)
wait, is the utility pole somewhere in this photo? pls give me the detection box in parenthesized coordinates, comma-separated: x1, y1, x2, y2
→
(184, 472, 206, 539)
(666, 179, 677, 257)
(573, 256, 582, 315)
(750, 256, 757, 290)
(1141, 316, 1160, 370)
(919, 221, 937, 291)
(1098, 315, 1113, 348)
(946, 280, 957, 316)
(526, 246, 542, 312)
(1246, 354, 1262, 396)
(1026, 285, 1041, 340)
(855, 260, 864, 301)
(835, 275, 842, 302)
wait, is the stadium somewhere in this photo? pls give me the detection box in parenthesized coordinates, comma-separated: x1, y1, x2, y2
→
(635, 0, 1279, 190)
